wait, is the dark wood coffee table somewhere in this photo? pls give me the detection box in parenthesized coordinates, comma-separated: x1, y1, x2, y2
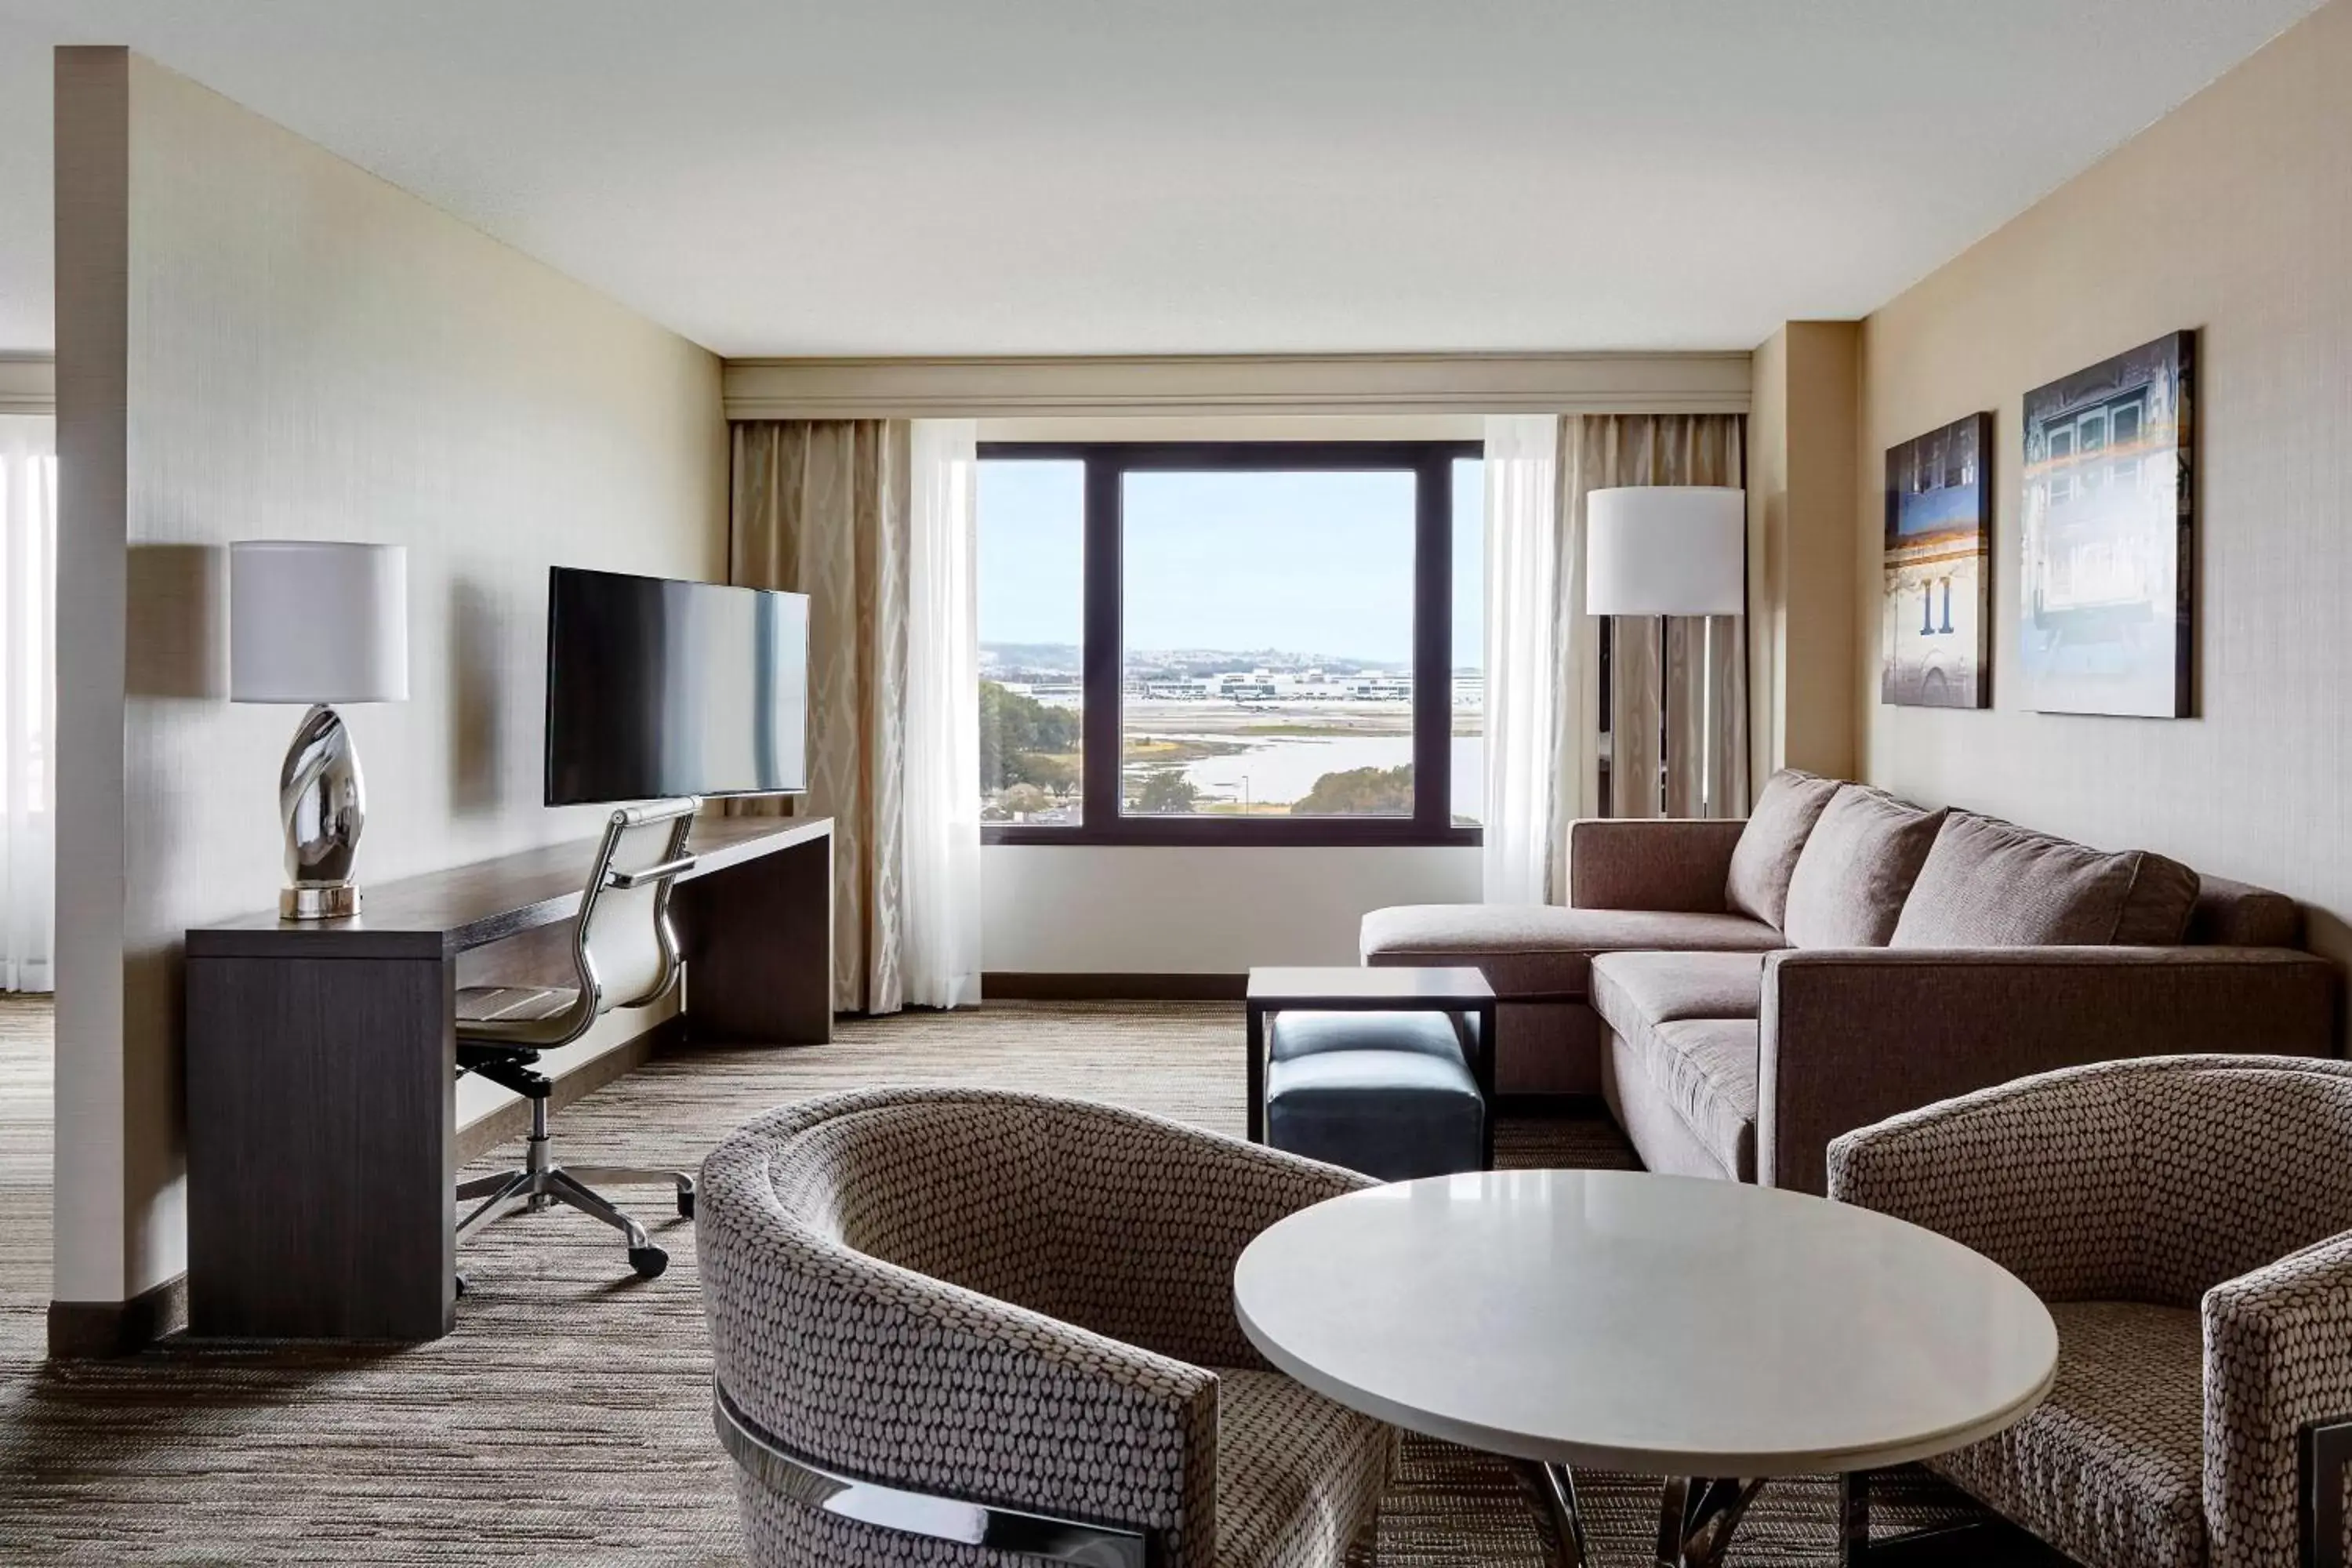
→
(1244, 965, 1498, 1160)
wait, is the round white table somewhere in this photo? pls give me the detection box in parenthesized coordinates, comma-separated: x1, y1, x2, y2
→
(1232, 1170, 2058, 1568)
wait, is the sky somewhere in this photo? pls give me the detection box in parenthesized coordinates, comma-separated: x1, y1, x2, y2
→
(978, 458, 1485, 669)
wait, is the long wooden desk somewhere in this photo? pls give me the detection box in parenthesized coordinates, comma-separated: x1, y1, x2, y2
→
(184, 814, 833, 1342)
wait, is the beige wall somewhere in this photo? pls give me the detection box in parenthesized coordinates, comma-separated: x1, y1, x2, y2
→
(980, 846, 1481, 973)
(54, 49, 727, 1306)
(1853, 0, 2352, 960)
(1748, 321, 1860, 785)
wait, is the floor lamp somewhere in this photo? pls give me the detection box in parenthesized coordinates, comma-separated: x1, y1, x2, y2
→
(1584, 486, 1746, 817)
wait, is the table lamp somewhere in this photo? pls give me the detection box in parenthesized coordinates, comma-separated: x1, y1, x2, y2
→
(230, 541, 409, 919)
(1584, 487, 1745, 815)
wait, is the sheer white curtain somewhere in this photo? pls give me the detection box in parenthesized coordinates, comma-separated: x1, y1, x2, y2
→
(0, 416, 55, 991)
(1482, 415, 1571, 906)
(902, 419, 983, 1008)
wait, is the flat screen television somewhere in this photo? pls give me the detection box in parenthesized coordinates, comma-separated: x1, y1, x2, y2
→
(544, 567, 811, 805)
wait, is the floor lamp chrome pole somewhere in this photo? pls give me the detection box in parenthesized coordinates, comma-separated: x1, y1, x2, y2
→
(1584, 487, 1747, 816)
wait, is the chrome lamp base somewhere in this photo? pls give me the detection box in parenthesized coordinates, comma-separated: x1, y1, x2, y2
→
(278, 702, 368, 922)
(281, 883, 360, 920)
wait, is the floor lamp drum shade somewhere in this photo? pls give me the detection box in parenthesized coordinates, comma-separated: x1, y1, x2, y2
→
(230, 541, 410, 703)
(1584, 486, 1746, 617)
(229, 541, 410, 919)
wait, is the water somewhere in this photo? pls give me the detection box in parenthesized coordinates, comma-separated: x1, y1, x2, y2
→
(1002, 696, 1487, 821)
(1149, 732, 1483, 806)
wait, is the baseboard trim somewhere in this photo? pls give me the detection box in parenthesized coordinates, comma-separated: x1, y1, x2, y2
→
(986, 972, 1248, 1002)
(48, 1272, 188, 1359)
(454, 1014, 684, 1164)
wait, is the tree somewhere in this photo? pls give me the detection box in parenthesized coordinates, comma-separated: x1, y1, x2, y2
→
(1132, 769, 1199, 815)
(980, 681, 1081, 789)
(1292, 764, 1414, 816)
(1000, 783, 1051, 818)
(1013, 751, 1079, 797)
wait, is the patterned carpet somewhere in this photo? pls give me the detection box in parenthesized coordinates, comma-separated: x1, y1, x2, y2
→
(0, 998, 2017, 1564)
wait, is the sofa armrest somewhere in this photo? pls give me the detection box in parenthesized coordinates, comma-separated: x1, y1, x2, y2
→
(1566, 818, 1747, 913)
(1762, 946, 2341, 1196)
(2205, 1232, 2352, 1568)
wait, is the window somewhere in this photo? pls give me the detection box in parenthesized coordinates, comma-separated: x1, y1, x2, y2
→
(2046, 424, 2076, 508)
(978, 442, 1481, 845)
(2109, 398, 2146, 494)
(1450, 456, 1485, 826)
(0, 419, 56, 993)
(978, 459, 1086, 826)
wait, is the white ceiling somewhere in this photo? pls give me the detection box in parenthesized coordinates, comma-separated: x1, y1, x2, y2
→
(0, 0, 2325, 358)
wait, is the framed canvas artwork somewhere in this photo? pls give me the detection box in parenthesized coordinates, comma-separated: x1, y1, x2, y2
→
(2018, 331, 2194, 717)
(1882, 412, 1992, 708)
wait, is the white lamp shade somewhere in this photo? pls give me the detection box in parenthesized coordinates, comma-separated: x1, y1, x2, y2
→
(230, 540, 410, 703)
(1584, 486, 1747, 616)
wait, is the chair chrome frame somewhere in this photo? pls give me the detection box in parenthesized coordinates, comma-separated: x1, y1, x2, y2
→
(455, 798, 702, 1280)
(712, 1379, 1156, 1568)
(461, 798, 702, 1052)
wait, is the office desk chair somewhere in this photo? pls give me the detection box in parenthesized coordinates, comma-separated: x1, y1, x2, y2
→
(455, 797, 700, 1281)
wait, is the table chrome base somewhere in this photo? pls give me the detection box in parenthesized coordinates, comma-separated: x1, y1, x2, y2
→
(1515, 1464, 1762, 1568)
(1840, 1471, 2072, 1566)
(1513, 1465, 2065, 1568)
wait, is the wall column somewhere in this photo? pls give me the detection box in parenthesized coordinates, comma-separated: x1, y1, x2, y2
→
(1746, 321, 1860, 785)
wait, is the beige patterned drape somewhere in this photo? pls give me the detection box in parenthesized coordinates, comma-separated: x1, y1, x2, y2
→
(730, 420, 911, 1014)
(1563, 414, 1748, 821)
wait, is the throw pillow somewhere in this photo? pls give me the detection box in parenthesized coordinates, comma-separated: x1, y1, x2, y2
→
(1780, 786, 1947, 948)
(1724, 768, 1842, 929)
(1889, 812, 2201, 947)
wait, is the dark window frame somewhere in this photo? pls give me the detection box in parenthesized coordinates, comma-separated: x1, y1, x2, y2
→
(980, 440, 1483, 848)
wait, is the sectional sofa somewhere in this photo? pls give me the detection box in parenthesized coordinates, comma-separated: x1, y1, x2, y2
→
(1361, 770, 2340, 1194)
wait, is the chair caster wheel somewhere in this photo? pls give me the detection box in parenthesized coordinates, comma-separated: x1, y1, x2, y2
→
(455, 1273, 470, 1299)
(677, 1188, 695, 1221)
(629, 1245, 669, 1279)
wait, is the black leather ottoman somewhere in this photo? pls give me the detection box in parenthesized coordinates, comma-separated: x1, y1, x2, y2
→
(1264, 1011, 1486, 1181)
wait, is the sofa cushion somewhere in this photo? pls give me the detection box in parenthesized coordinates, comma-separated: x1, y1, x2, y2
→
(1265, 1047, 1485, 1183)
(1780, 786, 1947, 949)
(1360, 905, 1784, 1001)
(1266, 1010, 1471, 1065)
(1892, 813, 2201, 949)
(1927, 1301, 2204, 1568)
(1724, 768, 1842, 928)
(2187, 873, 2303, 949)
(1588, 950, 1767, 1036)
(1614, 1018, 1760, 1182)
(1214, 1367, 1394, 1568)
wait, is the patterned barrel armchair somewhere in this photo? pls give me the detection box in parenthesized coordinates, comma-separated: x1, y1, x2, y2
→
(1827, 1054, 2352, 1568)
(698, 1087, 1396, 1568)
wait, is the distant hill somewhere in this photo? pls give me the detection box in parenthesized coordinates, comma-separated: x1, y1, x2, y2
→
(982, 641, 1406, 674)
(981, 642, 1082, 673)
